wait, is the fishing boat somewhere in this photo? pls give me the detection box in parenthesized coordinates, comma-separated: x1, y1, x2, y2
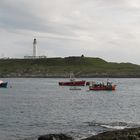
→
(59, 73, 86, 86)
(0, 80, 8, 88)
(59, 79, 86, 86)
(89, 81, 116, 91)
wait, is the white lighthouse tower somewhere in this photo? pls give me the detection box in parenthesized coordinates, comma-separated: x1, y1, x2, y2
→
(24, 38, 47, 59)
(33, 38, 37, 58)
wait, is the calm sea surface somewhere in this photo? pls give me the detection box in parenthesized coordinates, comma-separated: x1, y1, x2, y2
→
(0, 78, 140, 140)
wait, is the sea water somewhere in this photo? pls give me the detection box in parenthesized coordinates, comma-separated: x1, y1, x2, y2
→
(0, 78, 140, 140)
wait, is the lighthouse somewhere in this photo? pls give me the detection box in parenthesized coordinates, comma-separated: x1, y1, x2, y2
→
(33, 38, 37, 58)
(24, 38, 46, 59)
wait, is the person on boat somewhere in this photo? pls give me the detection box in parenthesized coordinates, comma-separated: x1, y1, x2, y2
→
(107, 82, 113, 89)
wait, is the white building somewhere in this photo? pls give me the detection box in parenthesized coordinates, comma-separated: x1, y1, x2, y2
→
(24, 38, 47, 59)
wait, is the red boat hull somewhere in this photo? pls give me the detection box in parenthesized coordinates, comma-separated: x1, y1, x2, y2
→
(59, 81, 86, 86)
(89, 85, 116, 91)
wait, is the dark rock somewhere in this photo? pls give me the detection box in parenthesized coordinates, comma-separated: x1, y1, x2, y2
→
(82, 127, 140, 140)
(38, 133, 73, 140)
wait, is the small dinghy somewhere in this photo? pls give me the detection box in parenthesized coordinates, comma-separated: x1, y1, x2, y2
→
(69, 86, 81, 90)
(0, 80, 8, 88)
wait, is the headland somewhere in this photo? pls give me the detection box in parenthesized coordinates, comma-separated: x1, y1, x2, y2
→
(0, 56, 140, 78)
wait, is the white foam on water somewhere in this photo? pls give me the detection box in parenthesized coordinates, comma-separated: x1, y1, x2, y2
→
(101, 124, 127, 130)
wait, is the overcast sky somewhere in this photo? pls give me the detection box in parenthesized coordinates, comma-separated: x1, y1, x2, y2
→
(0, 0, 140, 64)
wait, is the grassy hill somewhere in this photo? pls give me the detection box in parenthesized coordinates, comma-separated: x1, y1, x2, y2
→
(0, 56, 140, 77)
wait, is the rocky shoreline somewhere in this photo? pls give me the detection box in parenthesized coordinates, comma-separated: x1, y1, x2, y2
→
(38, 127, 140, 140)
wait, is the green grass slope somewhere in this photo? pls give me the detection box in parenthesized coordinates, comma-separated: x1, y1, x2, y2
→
(0, 57, 140, 77)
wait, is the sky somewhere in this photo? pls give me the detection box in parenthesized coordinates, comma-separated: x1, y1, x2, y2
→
(0, 0, 140, 64)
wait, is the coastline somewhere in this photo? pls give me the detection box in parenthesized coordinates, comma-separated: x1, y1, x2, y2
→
(1, 57, 140, 79)
(38, 127, 140, 140)
(82, 127, 140, 140)
(1, 74, 140, 78)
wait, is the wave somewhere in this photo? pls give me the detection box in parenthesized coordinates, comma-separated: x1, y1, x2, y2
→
(84, 121, 140, 130)
(21, 121, 140, 140)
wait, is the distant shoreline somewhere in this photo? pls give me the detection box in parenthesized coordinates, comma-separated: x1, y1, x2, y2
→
(1, 57, 140, 78)
(1, 74, 140, 78)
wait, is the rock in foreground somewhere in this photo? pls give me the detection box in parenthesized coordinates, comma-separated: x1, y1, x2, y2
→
(38, 127, 140, 140)
(38, 133, 73, 140)
(82, 127, 140, 140)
